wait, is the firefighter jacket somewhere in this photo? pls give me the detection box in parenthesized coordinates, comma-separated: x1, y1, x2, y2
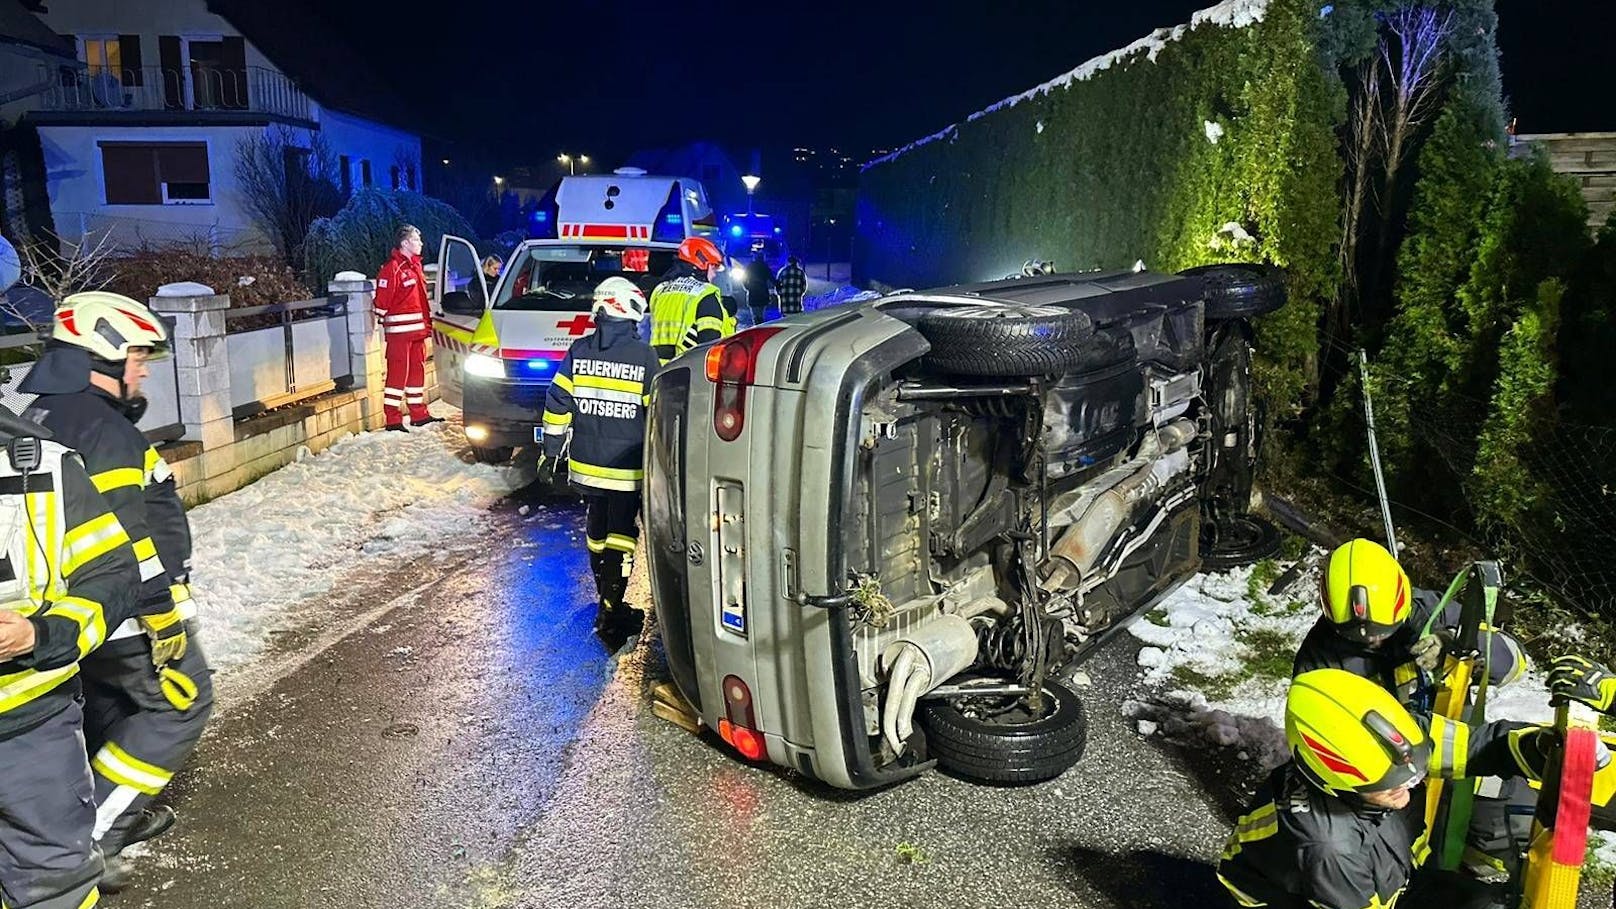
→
(20, 381, 189, 639)
(374, 249, 431, 342)
(0, 434, 138, 739)
(540, 317, 660, 494)
(649, 272, 732, 364)
(1294, 588, 1528, 709)
(1218, 717, 1540, 909)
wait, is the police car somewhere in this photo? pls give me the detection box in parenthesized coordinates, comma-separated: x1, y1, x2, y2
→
(430, 169, 720, 463)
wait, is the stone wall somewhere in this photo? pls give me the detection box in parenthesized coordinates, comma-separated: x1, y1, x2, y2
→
(149, 279, 440, 505)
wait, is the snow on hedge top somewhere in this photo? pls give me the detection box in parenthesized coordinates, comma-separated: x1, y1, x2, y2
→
(864, 0, 1269, 170)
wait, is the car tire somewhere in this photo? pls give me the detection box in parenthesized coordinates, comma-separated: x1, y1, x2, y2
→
(1178, 264, 1287, 320)
(1200, 515, 1284, 570)
(916, 677, 1088, 785)
(470, 445, 512, 464)
(916, 304, 1095, 377)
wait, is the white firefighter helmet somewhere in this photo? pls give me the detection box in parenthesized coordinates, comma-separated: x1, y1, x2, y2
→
(592, 277, 647, 322)
(53, 291, 169, 361)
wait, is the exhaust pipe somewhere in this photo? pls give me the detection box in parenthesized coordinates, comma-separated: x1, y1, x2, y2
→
(879, 613, 978, 755)
(1041, 419, 1195, 591)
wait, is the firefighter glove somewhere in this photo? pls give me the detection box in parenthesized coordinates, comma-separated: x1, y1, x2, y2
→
(536, 455, 557, 486)
(1411, 630, 1454, 672)
(138, 607, 188, 666)
(1548, 654, 1616, 713)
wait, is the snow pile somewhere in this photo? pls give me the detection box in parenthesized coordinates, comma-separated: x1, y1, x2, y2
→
(865, 0, 1270, 170)
(187, 407, 522, 671)
(1204, 119, 1225, 143)
(1126, 556, 1591, 752)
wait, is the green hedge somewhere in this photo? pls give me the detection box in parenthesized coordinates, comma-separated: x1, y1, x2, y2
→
(303, 189, 473, 290)
(856, 0, 1338, 409)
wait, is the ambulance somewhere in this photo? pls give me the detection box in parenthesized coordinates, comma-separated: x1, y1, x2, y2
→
(430, 168, 719, 463)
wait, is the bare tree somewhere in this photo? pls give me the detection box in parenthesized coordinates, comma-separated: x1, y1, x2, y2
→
(0, 230, 118, 333)
(1334, 57, 1383, 346)
(1365, 6, 1454, 304)
(234, 126, 344, 266)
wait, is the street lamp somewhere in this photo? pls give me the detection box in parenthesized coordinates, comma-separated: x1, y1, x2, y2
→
(557, 153, 591, 176)
(741, 174, 760, 216)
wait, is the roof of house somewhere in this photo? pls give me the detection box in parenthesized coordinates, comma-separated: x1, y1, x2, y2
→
(0, 0, 72, 58)
(204, 0, 423, 136)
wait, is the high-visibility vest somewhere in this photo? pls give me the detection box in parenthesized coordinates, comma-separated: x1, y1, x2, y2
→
(649, 277, 725, 353)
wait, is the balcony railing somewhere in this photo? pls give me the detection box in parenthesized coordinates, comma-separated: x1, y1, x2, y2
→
(37, 64, 312, 121)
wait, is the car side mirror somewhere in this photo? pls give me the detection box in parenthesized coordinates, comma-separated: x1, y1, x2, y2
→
(441, 290, 482, 315)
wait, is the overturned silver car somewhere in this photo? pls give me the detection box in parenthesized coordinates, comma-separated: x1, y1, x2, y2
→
(645, 265, 1284, 789)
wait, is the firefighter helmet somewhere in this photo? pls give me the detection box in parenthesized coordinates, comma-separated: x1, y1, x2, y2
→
(52, 292, 170, 362)
(1320, 538, 1412, 644)
(677, 236, 724, 272)
(1288, 669, 1430, 795)
(592, 277, 647, 323)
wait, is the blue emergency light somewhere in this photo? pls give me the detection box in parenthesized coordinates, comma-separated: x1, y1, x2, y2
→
(665, 213, 683, 225)
(730, 224, 744, 237)
(527, 359, 552, 371)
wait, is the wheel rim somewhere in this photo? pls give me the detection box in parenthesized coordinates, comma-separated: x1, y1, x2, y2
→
(953, 689, 1063, 727)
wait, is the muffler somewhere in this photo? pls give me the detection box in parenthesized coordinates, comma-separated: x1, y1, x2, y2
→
(879, 613, 978, 755)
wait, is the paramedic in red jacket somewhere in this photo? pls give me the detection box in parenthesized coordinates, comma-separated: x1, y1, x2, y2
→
(373, 225, 443, 430)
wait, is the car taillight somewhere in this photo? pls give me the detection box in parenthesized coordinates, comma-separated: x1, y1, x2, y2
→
(716, 674, 765, 761)
(706, 327, 782, 442)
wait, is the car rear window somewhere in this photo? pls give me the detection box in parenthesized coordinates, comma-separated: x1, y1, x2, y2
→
(493, 246, 674, 311)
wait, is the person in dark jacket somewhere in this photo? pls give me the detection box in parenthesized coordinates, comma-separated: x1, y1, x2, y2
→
(775, 255, 807, 316)
(19, 291, 214, 892)
(1219, 669, 1567, 909)
(539, 278, 661, 651)
(0, 401, 137, 909)
(743, 251, 774, 325)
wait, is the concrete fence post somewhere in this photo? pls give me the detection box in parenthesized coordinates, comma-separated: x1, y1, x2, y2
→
(329, 276, 384, 430)
(148, 292, 233, 449)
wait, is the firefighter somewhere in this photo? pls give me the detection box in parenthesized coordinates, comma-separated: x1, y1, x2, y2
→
(0, 401, 137, 908)
(1292, 538, 1532, 887)
(538, 278, 662, 651)
(648, 236, 733, 364)
(374, 224, 443, 431)
(1218, 668, 1568, 909)
(1293, 538, 1527, 710)
(19, 292, 213, 891)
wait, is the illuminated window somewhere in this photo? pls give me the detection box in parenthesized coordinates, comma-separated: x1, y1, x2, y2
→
(82, 36, 122, 77)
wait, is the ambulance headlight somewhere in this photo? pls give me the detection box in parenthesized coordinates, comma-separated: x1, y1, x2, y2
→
(465, 353, 505, 378)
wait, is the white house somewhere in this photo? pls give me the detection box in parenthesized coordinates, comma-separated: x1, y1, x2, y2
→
(9, 0, 422, 254)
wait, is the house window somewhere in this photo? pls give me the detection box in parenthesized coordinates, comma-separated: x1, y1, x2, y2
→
(81, 37, 122, 78)
(339, 155, 352, 196)
(99, 141, 210, 205)
(361, 159, 372, 186)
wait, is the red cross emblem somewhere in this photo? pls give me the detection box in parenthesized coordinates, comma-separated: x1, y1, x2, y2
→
(558, 314, 595, 336)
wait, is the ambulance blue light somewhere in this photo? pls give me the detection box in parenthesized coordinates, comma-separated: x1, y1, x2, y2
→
(664, 213, 683, 225)
(526, 359, 551, 371)
(730, 224, 744, 237)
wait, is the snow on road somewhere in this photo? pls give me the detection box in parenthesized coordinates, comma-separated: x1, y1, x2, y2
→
(186, 404, 523, 673)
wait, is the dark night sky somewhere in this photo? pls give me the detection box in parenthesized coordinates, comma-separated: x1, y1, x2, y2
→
(301, 0, 1610, 167)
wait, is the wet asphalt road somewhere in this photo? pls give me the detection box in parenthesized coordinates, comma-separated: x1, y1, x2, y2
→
(113, 486, 1269, 909)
